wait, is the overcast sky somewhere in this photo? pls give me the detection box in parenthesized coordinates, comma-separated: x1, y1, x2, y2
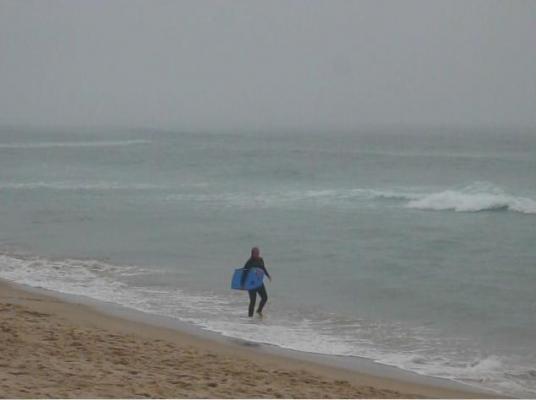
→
(1, 0, 535, 132)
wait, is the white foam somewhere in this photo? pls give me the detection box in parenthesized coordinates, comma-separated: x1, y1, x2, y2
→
(0, 254, 144, 298)
(406, 182, 536, 214)
(0, 139, 151, 149)
(368, 189, 422, 201)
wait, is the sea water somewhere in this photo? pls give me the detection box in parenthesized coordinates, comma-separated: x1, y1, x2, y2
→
(0, 126, 535, 396)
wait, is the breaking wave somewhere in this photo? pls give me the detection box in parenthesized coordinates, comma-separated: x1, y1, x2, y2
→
(164, 182, 536, 215)
(404, 182, 536, 215)
(2, 177, 534, 215)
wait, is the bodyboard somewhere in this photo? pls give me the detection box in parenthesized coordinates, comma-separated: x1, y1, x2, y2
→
(231, 267, 264, 290)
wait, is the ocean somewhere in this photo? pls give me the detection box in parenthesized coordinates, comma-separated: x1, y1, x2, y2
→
(0, 126, 535, 396)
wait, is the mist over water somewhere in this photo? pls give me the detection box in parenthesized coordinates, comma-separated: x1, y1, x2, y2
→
(0, 127, 535, 396)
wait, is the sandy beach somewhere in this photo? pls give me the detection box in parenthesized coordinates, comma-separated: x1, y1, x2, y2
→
(0, 279, 490, 399)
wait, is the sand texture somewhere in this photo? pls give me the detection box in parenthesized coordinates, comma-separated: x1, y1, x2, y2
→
(0, 281, 486, 398)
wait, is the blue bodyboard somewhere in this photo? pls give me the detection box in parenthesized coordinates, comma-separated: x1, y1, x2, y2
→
(231, 267, 264, 290)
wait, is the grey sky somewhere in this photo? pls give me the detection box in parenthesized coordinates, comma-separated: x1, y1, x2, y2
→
(1, 0, 535, 131)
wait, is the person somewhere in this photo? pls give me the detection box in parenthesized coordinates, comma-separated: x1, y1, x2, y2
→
(241, 247, 271, 317)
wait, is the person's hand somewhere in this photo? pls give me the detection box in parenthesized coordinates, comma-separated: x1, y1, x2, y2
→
(268, 276, 272, 282)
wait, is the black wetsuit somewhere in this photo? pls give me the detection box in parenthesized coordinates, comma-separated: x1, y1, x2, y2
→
(242, 257, 271, 317)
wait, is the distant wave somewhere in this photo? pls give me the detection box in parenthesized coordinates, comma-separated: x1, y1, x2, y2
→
(262, 183, 536, 215)
(404, 182, 536, 215)
(0, 139, 150, 149)
(164, 188, 421, 208)
(163, 182, 536, 215)
(0, 181, 163, 191)
(3, 178, 534, 215)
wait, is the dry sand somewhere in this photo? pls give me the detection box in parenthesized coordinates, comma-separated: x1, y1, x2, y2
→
(0, 280, 488, 398)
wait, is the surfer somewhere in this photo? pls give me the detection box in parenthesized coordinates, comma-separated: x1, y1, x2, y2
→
(242, 247, 271, 317)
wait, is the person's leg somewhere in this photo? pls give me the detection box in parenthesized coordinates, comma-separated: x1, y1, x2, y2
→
(248, 290, 257, 317)
(257, 285, 268, 314)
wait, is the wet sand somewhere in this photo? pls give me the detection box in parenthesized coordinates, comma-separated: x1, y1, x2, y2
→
(0, 280, 489, 398)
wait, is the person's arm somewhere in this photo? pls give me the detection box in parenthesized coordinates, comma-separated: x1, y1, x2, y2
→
(259, 258, 271, 280)
(240, 259, 252, 287)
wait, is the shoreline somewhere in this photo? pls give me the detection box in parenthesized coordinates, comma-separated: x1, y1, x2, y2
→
(0, 278, 496, 398)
